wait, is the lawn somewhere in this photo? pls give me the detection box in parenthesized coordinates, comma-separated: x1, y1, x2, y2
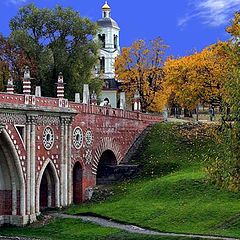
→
(67, 123, 240, 238)
(0, 218, 194, 240)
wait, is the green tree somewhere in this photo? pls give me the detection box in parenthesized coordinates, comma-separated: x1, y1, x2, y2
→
(9, 4, 102, 98)
(206, 12, 240, 192)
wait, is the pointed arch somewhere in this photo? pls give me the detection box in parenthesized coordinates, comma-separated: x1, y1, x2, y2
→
(36, 159, 60, 213)
(91, 137, 122, 175)
(0, 128, 25, 217)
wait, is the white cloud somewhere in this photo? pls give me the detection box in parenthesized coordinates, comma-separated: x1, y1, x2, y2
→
(178, 0, 240, 27)
(7, 0, 27, 4)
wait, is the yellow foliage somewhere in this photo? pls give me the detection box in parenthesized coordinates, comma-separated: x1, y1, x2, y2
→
(162, 41, 232, 110)
(115, 37, 168, 112)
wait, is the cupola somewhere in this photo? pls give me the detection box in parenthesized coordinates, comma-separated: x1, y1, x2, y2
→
(102, 1, 111, 18)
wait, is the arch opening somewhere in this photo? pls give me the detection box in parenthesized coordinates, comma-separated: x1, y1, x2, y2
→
(73, 162, 83, 204)
(39, 163, 56, 209)
(96, 150, 117, 185)
(0, 134, 22, 216)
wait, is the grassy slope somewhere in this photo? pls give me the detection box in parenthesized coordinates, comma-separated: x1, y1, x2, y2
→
(67, 123, 240, 238)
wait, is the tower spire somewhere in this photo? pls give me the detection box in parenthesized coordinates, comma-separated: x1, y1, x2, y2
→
(102, 1, 111, 18)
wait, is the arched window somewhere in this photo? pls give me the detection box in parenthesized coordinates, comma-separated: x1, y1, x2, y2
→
(98, 34, 106, 48)
(114, 35, 118, 49)
(100, 57, 105, 73)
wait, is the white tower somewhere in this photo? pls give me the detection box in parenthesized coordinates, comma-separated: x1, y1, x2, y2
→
(97, 1, 120, 79)
(96, 1, 120, 108)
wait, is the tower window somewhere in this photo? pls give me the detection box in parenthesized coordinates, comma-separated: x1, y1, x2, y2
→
(100, 57, 105, 73)
(98, 34, 105, 48)
(114, 35, 118, 49)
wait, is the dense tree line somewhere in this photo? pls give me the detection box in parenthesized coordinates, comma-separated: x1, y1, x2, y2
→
(206, 12, 240, 192)
(0, 4, 102, 99)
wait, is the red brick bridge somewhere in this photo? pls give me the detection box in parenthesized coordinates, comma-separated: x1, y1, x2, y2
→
(0, 74, 162, 226)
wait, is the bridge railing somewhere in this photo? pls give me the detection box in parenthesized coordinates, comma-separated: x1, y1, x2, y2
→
(0, 92, 163, 122)
(0, 92, 25, 105)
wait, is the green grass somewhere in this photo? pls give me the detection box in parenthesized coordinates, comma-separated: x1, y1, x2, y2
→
(66, 123, 240, 238)
(0, 218, 196, 240)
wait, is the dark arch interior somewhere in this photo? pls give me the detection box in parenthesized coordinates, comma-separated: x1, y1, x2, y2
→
(40, 163, 56, 209)
(73, 162, 83, 204)
(96, 150, 117, 185)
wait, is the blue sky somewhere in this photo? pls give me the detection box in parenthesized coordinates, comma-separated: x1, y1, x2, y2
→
(0, 0, 239, 56)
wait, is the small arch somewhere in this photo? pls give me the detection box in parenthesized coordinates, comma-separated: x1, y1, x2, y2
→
(91, 137, 122, 175)
(96, 150, 117, 185)
(72, 162, 83, 204)
(36, 160, 59, 213)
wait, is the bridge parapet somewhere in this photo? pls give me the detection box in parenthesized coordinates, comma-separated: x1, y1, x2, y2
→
(0, 92, 162, 122)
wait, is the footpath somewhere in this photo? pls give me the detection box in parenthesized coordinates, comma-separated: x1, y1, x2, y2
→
(50, 212, 240, 240)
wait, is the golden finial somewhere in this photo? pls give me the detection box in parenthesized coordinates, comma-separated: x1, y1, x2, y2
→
(102, 1, 110, 10)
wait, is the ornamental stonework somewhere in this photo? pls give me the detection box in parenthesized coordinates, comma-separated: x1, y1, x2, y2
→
(84, 149, 92, 164)
(85, 129, 93, 146)
(37, 116, 60, 126)
(43, 127, 54, 150)
(0, 113, 26, 125)
(73, 127, 83, 149)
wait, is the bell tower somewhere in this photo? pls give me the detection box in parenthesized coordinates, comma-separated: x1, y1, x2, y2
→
(96, 1, 121, 108)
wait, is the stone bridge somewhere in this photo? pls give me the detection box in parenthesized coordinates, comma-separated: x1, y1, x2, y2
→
(0, 88, 162, 225)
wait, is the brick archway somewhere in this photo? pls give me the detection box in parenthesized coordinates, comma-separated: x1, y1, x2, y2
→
(96, 150, 117, 185)
(72, 161, 83, 204)
(36, 159, 60, 213)
(0, 129, 25, 219)
(91, 137, 122, 175)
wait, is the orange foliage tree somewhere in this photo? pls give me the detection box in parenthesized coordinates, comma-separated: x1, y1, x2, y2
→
(0, 34, 36, 93)
(115, 37, 168, 112)
(163, 41, 231, 111)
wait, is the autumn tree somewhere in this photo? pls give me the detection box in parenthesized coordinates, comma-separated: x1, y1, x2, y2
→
(9, 4, 102, 98)
(0, 34, 36, 93)
(115, 37, 168, 112)
(163, 42, 231, 112)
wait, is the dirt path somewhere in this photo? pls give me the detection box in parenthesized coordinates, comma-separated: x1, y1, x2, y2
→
(50, 213, 239, 240)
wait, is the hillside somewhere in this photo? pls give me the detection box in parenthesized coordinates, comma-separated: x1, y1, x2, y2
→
(68, 123, 240, 238)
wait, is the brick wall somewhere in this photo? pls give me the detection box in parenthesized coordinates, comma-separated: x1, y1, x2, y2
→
(0, 190, 12, 215)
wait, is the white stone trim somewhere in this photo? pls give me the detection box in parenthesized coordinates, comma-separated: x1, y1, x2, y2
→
(35, 159, 60, 213)
(1, 129, 26, 217)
